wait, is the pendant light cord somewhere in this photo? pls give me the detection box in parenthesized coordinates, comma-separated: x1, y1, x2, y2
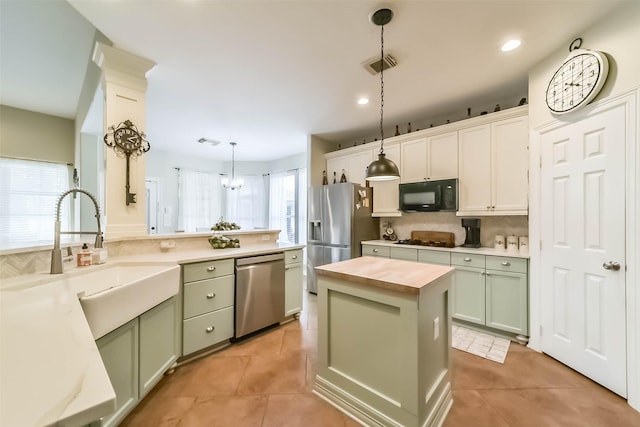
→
(379, 24, 385, 155)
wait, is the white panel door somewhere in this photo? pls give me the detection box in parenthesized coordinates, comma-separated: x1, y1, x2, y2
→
(540, 104, 626, 397)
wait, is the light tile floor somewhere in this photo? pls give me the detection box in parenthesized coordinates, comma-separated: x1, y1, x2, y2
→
(121, 290, 640, 427)
(452, 324, 510, 363)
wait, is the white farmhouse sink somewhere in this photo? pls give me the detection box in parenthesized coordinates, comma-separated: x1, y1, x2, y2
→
(68, 262, 180, 339)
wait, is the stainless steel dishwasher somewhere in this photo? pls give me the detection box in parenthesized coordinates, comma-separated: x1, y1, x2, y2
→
(235, 252, 285, 338)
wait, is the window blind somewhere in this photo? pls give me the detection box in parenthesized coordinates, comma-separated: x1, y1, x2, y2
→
(0, 158, 70, 248)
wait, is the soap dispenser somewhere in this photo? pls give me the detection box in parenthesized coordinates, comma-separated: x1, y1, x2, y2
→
(77, 243, 92, 266)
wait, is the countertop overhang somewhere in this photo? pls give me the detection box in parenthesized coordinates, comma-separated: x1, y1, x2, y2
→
(0, 242, 304, 427)
(315, 256, 454, 295)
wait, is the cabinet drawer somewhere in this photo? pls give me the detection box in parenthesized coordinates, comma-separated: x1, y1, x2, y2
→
(390, 247, 418, 262)
(418, 249, 451, 266)
(451, 253, 485, 268)
(182, 306, 234, 355)
(362, 245, 390, 257)
(284, 249, 303, 265)
(486, 256, 528, 274)
(183, 275, 234, 319)
(183, 258, 234, 283)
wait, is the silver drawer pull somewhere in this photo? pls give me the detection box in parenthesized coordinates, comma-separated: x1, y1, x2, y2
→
(206, 266, 216, 272)
(501, 261, 511, 266)
(206, 326, 215, 333)
(206, 293, 216, 299)
(291, 255, 298, 259)
(463, 257, 472, 262)
(373, 248, 378, 253)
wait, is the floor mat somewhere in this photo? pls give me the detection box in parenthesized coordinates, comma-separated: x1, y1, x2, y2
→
(451, 325, 510, 363)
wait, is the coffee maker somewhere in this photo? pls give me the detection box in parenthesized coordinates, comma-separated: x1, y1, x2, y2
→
(461, 218, 481, 248)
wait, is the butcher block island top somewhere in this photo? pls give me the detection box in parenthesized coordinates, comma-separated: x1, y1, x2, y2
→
(315, 256, 453, 295)
(314, 256, 454, 427)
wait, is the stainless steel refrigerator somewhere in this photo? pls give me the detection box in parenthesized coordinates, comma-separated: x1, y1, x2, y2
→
(307, 182, 379, 293)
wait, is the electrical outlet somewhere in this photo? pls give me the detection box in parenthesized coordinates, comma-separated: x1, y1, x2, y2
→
(433, 317, 440, 340)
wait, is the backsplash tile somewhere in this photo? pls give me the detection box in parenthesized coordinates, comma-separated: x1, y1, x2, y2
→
(0, 231, 280, 279)
(380, 212, 529, 247)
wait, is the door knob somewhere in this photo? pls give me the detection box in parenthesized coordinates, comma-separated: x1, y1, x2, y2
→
(602, 261, 621, 271)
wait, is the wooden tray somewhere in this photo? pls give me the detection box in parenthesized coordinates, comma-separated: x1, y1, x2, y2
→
(411, 230, 455, 248)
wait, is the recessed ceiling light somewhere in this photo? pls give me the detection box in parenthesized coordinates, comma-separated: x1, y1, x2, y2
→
(501, 39, 521, 52)
(358, 97, 369, 105)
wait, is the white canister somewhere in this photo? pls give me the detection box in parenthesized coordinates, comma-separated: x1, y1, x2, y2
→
(518, 236, 529, 254)
(494, 235, 506, 251)
(507, 235, 519, 254)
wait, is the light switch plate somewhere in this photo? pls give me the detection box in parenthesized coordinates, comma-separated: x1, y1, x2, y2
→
(433, 317, 440, 340)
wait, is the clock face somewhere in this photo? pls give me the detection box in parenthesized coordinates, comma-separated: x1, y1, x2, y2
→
(545, 49, 609, 114)
(114, 127, 142, 151)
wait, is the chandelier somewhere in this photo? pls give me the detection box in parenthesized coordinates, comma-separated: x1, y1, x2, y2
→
(221, 142, 243, 190)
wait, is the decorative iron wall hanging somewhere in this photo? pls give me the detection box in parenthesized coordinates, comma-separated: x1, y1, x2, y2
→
(103, 119, 150, 205)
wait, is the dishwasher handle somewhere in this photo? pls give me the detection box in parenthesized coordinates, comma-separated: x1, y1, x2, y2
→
(236, 252, 284, 267)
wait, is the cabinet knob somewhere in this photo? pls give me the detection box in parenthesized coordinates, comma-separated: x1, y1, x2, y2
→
(206, 266, 216, 272)
(480, 271, 485, 275)
(501, 261, 511, 266)
(463, 257, 472, 262)
(491, 205, 496, 209)
(291, 255, 298, 259)
(373, 248, 378, 253)
(285, 267, 289, 271)
(206, 326, 215, 333)
(486, 206, 491, 209)
(485, 272, 491, 276)
(206, 293, 216, 299)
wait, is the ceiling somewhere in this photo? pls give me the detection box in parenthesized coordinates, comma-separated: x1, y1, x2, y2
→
(1, 1, 625, 162)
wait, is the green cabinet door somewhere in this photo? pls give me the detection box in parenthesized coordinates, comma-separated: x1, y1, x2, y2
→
(451, 266, 486, 325)
(485, 270, 528, 335)
(139, 296, 180, 398)
(95, 318, 139, 427)
(284, 262, 303, 316)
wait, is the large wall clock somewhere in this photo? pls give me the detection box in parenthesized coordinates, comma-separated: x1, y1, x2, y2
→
(545, 48, 609, 115)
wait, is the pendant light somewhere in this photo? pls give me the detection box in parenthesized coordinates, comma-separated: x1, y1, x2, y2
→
(221, 142, 243, 190)
(365, 8, 400, 182)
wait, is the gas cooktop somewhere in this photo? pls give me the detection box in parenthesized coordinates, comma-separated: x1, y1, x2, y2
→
(394, 239, 452, 248)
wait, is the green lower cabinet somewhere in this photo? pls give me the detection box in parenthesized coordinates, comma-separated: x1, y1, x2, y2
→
(139, 296, 180, 397)
(284, 262, 303, 316)
(452, 254, 529, 336)
(451, 266, 486, 325)
(93, 296, 179, 426)
(485, 270, 528, 335)
(95, 318, 139, 427)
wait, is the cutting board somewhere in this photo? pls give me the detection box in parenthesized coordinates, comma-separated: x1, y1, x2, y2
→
(411, 230, 455, 247)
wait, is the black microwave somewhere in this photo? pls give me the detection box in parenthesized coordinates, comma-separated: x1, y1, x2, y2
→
(399, 179, 458, 212)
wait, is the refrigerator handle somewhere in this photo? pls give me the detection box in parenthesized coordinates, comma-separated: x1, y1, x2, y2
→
(309, 221, 321, 241)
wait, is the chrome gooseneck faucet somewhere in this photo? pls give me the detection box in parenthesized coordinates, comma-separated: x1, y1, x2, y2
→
(50, 188, 103, 274)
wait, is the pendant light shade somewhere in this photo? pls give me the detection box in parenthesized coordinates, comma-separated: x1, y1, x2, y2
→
(367, 153, 400, 181)
(365, 8, 399, 182)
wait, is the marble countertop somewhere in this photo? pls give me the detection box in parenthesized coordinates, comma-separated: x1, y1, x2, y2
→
(361, 239, 530, 259)
(0, 242, 304, 427)
(315, 256, 454, 295)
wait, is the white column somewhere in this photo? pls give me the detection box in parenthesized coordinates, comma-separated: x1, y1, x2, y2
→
(92, 43, 156, 239)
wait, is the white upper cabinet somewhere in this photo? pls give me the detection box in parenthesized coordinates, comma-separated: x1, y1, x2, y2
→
(326, 150, 372, 186)
(458, 115, 528, 216)
(371, 144, 401, 217)
(400, 132, 458, 183)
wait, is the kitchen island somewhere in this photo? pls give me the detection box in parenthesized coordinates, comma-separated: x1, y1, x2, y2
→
(314, 256, 454, 427)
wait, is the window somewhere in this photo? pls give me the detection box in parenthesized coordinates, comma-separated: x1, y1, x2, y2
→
(177, 168, 221, 232)
(269, 168, 307, 244)
(0, 158, 70, 248)
(225, 175, 267, 230)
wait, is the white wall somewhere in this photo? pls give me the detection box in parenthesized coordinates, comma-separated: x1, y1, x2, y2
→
(528, 2, 640, 128)
(0, 105, 74, 164)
